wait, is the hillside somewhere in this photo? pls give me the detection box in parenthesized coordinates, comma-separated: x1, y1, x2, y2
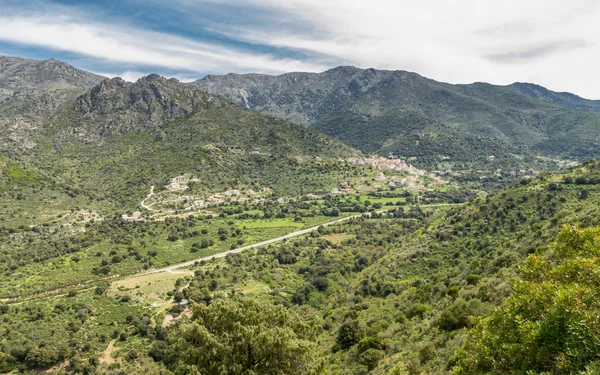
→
(193, 67, 600, 168)
(0, 58, 361, 230)
(2, 158, 599, 374)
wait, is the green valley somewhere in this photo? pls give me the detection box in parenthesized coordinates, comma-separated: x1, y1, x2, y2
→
(2, 54, 600, 375)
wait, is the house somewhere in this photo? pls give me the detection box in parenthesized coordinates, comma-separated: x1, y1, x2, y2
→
(121, 211, 143, 222)
(224, 190, 240, 196)
(250, 151, 260, 155)
(263, 187, 272, 193)
(330, 187, 341, 194)
(488, 155, 496, 161)
(173, 175, 186, 181)
(276, 197, 286, 204)
(341, 188, 355, 194)
(388, 182, 396, 188)
(306, 194, 321, 200)
(168, 182, 181, 190)
(247, 189, 256, 196)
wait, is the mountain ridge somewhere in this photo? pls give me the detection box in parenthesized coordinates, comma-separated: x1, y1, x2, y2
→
(192, 66, 600, 166)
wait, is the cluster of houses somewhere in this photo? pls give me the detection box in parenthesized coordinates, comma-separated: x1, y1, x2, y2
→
(167, 175, 199, 191)
(330, 187, 356, 195)
(158, 177, 279, 213)
(340, 156, 424, 174)
(339, 156, 446, 191)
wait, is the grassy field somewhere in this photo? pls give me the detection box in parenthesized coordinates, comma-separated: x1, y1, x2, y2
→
(108, 271, 193, 313)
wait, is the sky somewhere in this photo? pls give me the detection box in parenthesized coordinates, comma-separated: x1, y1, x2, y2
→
(1, 0, 599, 98)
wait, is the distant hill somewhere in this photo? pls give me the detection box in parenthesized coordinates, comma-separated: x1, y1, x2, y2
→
(192, 67, 600, 167)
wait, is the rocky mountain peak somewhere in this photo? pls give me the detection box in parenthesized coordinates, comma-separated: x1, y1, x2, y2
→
(73, 73, 222, 137)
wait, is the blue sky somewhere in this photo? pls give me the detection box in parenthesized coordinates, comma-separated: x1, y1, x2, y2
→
(1, 0, 599, 98)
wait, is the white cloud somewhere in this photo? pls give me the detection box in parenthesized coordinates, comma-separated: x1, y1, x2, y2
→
(0, 11, 329, 78)
(201, 0, 600, 98)
(2, 0, 600, 97)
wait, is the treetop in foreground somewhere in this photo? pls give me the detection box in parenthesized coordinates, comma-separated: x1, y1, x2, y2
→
(453, 225, 600, 375)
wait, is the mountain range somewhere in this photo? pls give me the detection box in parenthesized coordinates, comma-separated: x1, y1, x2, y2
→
(193, 66, 600, 167)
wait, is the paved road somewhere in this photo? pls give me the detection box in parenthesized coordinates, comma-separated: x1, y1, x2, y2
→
(139, 213, 364, 275)
(138, 203, 460, 276)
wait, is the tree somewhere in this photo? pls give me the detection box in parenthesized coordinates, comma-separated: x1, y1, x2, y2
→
(580, 189, 590, 200)
(453, 226, 600, 375)
(159, 296, 322, 374)
(94, 284, 107, 295)
(359, 348, 385, 371)
(336, 319, 362, 350)
(25, 346, 60, 368)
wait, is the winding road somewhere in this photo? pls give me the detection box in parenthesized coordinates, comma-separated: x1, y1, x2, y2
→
(141, 186, 157, 212)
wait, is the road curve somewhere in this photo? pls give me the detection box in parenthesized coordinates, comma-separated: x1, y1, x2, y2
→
(138, 203, 460, 276)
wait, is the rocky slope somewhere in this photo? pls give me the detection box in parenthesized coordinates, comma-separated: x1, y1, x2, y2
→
(192, 67, 600, 166)
(54, 74, 223, 140)
(0, 55, 105, 149)
(0, 55, 103, 91)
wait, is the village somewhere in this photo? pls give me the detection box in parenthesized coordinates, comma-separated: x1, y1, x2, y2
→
(338, 156, 446, 190)
(118, 153, 566, 223)
(122, 156, 450, 221)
